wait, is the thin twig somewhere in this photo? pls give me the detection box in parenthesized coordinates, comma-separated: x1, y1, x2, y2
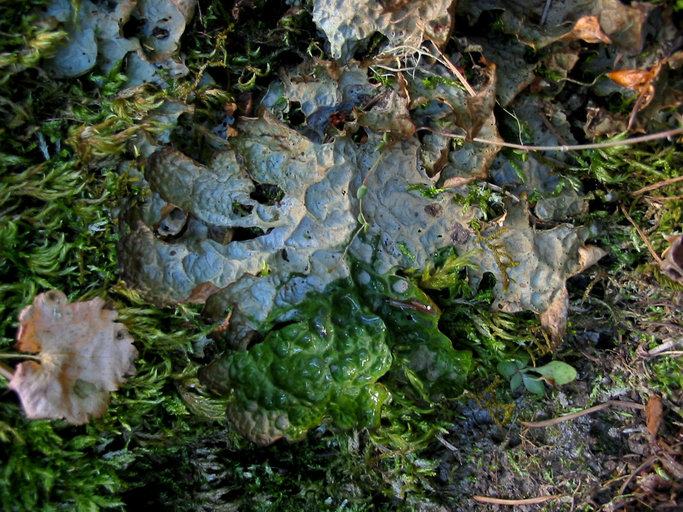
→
(645, 194, 683, 202)
(0, 361, 14, 381)
(631, 175, 683, 195)
(473, 494, 562, 505)
(427, 40, 476, 96)
(638, 339, 682, 359)
(619, 203, 663, 264)
(521, 400, 645, 428)
(539, 114, 580, 156)
(437, 435, 459, 452)
(476, 181, 521, 202)
(417, 125, 683, 152)
(619, 455, 657, 494)
(644, 351, 683, 358)
(0, 353, 41, 361)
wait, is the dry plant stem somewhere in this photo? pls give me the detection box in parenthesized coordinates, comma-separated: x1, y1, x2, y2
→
(632, 175, 683, 195)
(646, 351, 683, 357)
(639, 339, 683, 358)
(521, 400, 645, 428)
(0, 353, 41, 361)
(427, 39, 476, 96)
(418, 125, 683, 152)
(646, 194, 683, 202)
(540, 0, 552, 25)
(436, 434, 459, 452)
(0, 361, 14, 381)
(473, 494, 562, 505)
(619, 455, 657, 494)
(540, 115, 580, 157)
(476, 181, 520, 202)
(619, 203, 663, 264)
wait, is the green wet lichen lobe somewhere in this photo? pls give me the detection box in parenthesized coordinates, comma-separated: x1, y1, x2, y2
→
(203, 281, 393, 444)
(203, 262, 473, 445)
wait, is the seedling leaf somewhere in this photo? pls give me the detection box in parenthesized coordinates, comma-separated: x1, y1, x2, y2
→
(532, 361, 578, 387)
(522, 374, 546, 395)
(510, 373, 523, 392)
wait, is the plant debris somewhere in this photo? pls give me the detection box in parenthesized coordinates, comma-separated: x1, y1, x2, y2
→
(8, 290, 137, 424)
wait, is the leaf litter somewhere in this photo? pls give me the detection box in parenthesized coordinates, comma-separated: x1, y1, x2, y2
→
(9, 290, 137, 424)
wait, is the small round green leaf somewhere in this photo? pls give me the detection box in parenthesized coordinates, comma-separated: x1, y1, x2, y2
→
(510, 373, 523, 392)
(533, 361, 577, 386)
(497, 361, 519, 378)
(522, 374, 546, 395)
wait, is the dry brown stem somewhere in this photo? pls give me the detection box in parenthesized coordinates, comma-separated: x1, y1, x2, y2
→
(632, 175, 683, 195)
(619, 203, 663, 264)
(472, 494, 562, 505)
(427, 39, 476, 96)
(418, 125, 683, 152)
(521, 400, 645, 428)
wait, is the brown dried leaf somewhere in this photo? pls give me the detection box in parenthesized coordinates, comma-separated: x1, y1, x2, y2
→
(8, 291, 137, 424)
(608, 69, 655, 91)
(579, 245, 609, 271)
(567, 16, 612, 44)
(464, 57, 497, 140)
(555, 16, 612, 45)
(646, 395, 663, 437)
(539, 288, 569, 345)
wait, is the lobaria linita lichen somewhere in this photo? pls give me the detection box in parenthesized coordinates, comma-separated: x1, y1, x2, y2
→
(201, 282, 391, 445)
(200, 261, 472, 445)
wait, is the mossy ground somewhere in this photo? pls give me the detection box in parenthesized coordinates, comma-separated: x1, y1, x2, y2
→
(1, 1, 681, 511)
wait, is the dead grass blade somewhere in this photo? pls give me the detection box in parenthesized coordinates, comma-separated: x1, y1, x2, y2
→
(521, 400, 645, 428)
(417, 125, 683, 152)
(427, 39, 476, 97)
(619, 202, 663, 264)
(631, 175, 683, 195)
(473, 494, 562, 505)
(619, 455, 657, 494)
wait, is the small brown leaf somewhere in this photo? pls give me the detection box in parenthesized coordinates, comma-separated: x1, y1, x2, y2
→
(608, 69, 653, 91)
(578, 245, 608, 272)
(187, 281, 222, 303)
(608, 67, 659, 128)
(8, 291, 137, 424)
(539, 288, 569, 344)
(646, 395, 663, 437)
(562, 16, 612, 44)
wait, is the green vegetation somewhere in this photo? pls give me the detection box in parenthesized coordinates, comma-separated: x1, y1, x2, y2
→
(1, 0, 681, 510)
(498, 357, 578, 395)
